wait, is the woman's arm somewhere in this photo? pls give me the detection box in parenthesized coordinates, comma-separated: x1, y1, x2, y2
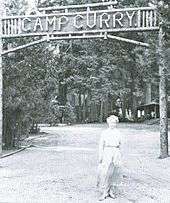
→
(99, 134, 105, 163)
(118, 133, 122, 148)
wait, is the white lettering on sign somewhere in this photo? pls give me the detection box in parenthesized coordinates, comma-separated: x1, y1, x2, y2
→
(34, 17, 43, 31)
(168, 96, 170, 102)
(45, 16, 57, 31)
(74, 15, 84, 29)
(2, 7, 159, 38)
(113, 12, 124, 28)
(99, 13, 111, 29)
(87, 12, 97, 29)
(22, 17, 31, 32)
(126, 11, 136, 27)
(58, 16, 68, 30)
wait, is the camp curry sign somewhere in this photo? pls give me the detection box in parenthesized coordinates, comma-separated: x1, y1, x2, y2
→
(2, 7, 159, 38)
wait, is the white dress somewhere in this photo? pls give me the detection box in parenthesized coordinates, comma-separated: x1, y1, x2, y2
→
(98, 128, 122, 191)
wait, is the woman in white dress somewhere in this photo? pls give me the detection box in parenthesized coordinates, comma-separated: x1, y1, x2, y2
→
(97, 115, 122, 201)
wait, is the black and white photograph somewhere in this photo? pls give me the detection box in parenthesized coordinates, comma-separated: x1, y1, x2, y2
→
(0, 0, 170, 202)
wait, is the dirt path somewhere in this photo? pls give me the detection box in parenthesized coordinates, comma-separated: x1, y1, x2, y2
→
(0, 124, 170, 203)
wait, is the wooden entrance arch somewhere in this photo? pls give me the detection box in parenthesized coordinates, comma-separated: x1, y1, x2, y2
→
(0, 1, 168, 158)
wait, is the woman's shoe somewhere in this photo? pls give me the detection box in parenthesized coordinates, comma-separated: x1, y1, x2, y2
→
(99, 192, 108, 201)
(109, 191, 116, 199)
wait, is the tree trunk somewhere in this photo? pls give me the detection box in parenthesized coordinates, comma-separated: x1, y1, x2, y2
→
(94, 103, 97, 122)
(158, 24, 169, 159)
(146, 81, 152, 104)
(58, 82, 67, 106)
(3, 109, 15, 149)
(78, 90, 82, 123)
(105, 99, 109, 119)
(100, 100, 104, 123)
(91, 102, 95, 122)
(130, 79, 137, 120)
(82, 94, 86, 123)
(16, 119, 21, 149)
(122, 96, 126, 120)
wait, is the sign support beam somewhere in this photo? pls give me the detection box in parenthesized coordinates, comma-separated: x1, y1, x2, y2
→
(158, 22, 169, 158)
(0, 0, 4, 156)
(107, 34, 150, 47)
(2, 32, 151, 56)
(2, 38, 48, 56)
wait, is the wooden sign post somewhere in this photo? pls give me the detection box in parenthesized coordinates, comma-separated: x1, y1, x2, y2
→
(158, 22, 169, 158)
(0, 0, 4, 155)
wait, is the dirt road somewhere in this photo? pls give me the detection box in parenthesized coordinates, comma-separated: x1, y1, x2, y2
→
(0, 124, 170, 203)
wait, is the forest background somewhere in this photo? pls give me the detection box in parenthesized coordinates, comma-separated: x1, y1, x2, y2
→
(2, 0, 170, 149)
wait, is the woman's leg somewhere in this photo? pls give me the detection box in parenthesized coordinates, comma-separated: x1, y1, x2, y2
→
(109, 166, 122, 197)
(99, 163, 114, 200)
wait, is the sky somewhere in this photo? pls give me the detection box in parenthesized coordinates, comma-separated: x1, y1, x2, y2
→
(27, 0, 36, 8)
(26, 0, 38, 14)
